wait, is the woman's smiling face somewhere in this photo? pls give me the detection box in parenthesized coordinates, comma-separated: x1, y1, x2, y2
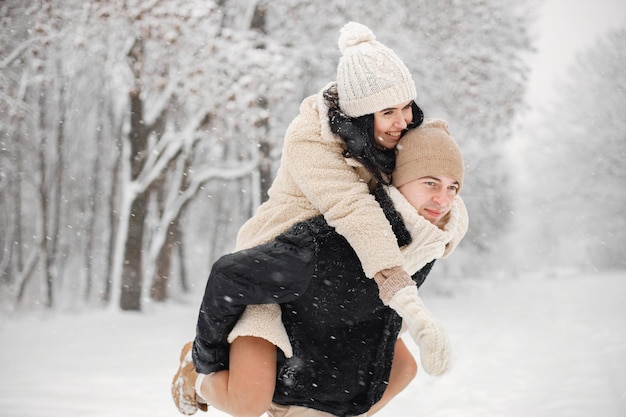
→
(372, 100, 414, 149)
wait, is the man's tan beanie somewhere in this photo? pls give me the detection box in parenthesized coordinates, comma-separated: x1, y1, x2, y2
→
(392, 119, 464, 190)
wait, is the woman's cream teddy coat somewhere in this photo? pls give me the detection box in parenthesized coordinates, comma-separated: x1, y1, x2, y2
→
(234, 85, 403, 277)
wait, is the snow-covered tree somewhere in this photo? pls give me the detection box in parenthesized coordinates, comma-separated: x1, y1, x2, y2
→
(1, 0, 533, 312)
(92, 0, 298, 310)
(0, 0, 298, 311)
(518, 26, 626, 271)
(0, 0, 92, 308)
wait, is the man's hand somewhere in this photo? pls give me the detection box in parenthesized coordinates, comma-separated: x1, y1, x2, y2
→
(388, 285, 451, 376)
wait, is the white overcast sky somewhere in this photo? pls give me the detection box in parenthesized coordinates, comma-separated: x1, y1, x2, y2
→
(526, 0, 626, 102)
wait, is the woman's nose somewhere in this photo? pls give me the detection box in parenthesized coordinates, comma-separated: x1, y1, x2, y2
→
(394, 114, 408, 129)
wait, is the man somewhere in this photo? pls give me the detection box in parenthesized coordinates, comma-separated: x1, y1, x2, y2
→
(173, 119, 468, 417)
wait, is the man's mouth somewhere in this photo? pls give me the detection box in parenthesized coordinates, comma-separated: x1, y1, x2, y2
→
(424, 208, 445, 217)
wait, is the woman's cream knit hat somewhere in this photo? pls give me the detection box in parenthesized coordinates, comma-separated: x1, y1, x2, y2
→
(336, 22, 416, 118)
(392, 119, 465, 190)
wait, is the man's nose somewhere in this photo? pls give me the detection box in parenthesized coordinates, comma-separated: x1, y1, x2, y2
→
(432, 189, 449, 206)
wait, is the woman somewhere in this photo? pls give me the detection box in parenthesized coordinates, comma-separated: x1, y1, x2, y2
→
(172, 22, 454, 415)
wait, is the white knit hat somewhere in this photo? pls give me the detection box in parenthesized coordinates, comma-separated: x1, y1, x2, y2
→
(336, 22, 416, 118)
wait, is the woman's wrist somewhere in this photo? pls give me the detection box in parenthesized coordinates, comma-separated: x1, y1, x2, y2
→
(374, 266, 416, 305)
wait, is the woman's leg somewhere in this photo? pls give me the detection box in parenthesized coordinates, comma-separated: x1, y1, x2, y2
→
(199, 336, 277, 417)
(194, 228, 315, 375)
(366, 338, 417, 416)
(173, 229, 315, 415)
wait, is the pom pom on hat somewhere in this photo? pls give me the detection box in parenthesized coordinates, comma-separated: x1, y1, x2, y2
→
(338, 22, 376, 52)
(336, 22, 416, 118)
(392, 119, 465, 190)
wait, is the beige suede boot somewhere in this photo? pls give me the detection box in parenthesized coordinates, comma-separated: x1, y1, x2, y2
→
(171, 341, 208, 415)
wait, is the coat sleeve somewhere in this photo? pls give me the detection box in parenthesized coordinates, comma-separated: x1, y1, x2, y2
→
(194, 226, 316, 373)
(281, 95, 404, 278)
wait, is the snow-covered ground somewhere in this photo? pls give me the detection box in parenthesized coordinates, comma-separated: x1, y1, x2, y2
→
(1, 270, 624, 417)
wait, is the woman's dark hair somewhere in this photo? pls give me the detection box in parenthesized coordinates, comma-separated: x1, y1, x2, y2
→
(324, 85, 424, 185)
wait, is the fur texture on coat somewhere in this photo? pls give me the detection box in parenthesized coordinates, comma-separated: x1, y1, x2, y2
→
(234, 84, 406, 279)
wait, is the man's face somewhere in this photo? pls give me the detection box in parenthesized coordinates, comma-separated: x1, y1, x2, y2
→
(372, 100, 413, 150)
(398, 175, 459, 226)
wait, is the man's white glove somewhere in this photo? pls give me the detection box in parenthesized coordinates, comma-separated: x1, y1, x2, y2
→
(388, 285, 451, 376)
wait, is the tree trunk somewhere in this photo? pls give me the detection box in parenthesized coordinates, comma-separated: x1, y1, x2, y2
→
(15, 251, 41, 305)
(84, 112, 104, 302)
(36, 84, 54, 309)
(120, 191, 147, 310)
(104, 133, 122, 305)
(118, 37, 150, 311)
(176, 225, 189, 293)
(150, 216, 180, 302)
(51, 75, 65, 298)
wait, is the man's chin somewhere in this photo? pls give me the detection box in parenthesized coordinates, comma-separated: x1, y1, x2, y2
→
(422, 215, 440, 226)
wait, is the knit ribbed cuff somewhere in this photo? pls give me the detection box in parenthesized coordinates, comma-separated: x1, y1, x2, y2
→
(374, 266, 416, 305)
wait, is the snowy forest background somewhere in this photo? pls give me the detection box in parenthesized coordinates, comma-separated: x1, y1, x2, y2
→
(0, 0, 625, 315)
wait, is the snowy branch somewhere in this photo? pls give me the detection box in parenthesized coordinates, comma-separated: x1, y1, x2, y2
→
(0, 36, 50, 70)
(134, 109, 209, 192)
(143, 72, 178, 127)
(146, 153, 260, 267)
